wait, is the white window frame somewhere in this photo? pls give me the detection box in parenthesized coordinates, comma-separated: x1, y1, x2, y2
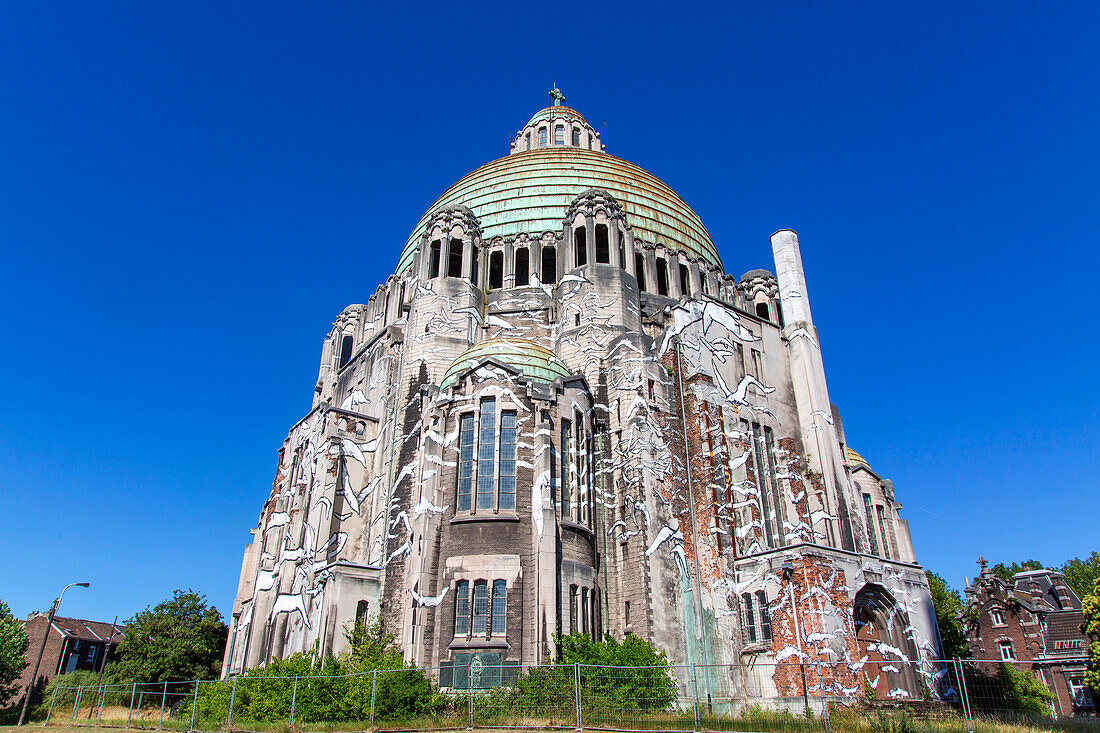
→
(998, 640, 1016, 661)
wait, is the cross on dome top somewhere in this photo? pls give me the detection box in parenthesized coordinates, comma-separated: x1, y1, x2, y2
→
(549, 85, 565, 106)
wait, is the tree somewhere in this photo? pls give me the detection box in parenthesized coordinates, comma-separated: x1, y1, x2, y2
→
(111, 589, 227, 682)
(990, 560, 1045, 584)
(1083, 576, 1100, 696)
(0, 600, 29, 707)
(926, 572, 969, 658)
(1059, 552, 1100, 602)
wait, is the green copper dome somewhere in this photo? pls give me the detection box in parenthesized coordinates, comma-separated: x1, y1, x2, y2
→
(526, 105, 590, 127)
(441, 338, 573, 389)
(397, 147, 720, 274)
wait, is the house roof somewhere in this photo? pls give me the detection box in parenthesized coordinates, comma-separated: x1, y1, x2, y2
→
(47, 615, 125, 643)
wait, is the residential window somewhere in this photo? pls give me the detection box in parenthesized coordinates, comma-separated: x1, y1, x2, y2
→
(498, 412, 517, 510)
(990, 609, 1005, 626)
(574, 227, 587, 266)
(476, 399, 497, 509)
(515, 247, 529, 286)
(999, 640, 1016, 661)
(756, 591, 773, 642)
(541, 245, 557, 284)
(428, 239, 441, 278)
(742, 592, 757, 643)
(554, 124, 565, 145)
(447, 238, 463, 278)
(538, 127, 547, 147)
(472, 580, 489, 634)
(863, 495, 880, 556)
(338, 334, 354, 369)
(561, 419, 573, 519)
(571, 127, 580, 146)
(656, 258, 669, 296)
(595, 224, 610, 263)
(876, 505, 891, 559)
(455, 580, 470, 635)
(457, 414, 475, 511)
(491, 580, 507, 634)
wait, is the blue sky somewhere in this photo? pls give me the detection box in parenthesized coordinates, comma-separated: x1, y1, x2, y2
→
(1, 2, 1097, 623)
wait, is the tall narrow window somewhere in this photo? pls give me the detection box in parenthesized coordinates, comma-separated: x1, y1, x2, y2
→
(569, 585, 578, 633)
(624, 600, 631, 627)
(525, 132, 531, 149)
(756, 302, 770, 320)
(338, 334, 354, 369)
(742, 592, 757, 643)
(634, 253, 646, 291)
(581, 588, 589, 634)
(514, 247, 529, 286)
(469, 245, 479, 285)
(752, 423, 776, 548)
(542, 246, 557, 284)
(619, 243, 626, 270)
(700, 271, 709, 295)
(554, 124, 565, 145)
(756, 591, 773, 641)
(574, 227, 587, 266)
(448, 238, 463, 278)
(656, 258, 669, 296)
(356, 600, 370, 626)
(499, 412, 516, 509)
(763, 427, 785, 546)
(574, 415, 585, 524)
(428, 240, 441, 278)
(489, 251, 503, 289)
(472, 580, 489, 634)
(491, 580, 507, 634)
(679, 264, 691, 296)
(876, 505, 891, 559)
(538, 127, 547, 147)
(863, 495, 880, 556)
(571, 127, 580, 146)
(455, 580, 470, 635)
(595, 224, 610, 263)
(561, 419, 573, 519)
(477, 400, 497, 509)
(457, 414, 475, 511)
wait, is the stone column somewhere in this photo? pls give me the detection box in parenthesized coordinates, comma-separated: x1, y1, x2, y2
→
(668, 251, 682, 298)
(585, 214, 596, 265)
(623, 231, 636, 278)
(504, 240, 515, 288)
(609, 222, 621, 268)
(461, 238, 473, 286)
(564, 224, 575, 270)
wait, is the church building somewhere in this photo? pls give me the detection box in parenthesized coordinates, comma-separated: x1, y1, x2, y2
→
(223, 92, 941, 701)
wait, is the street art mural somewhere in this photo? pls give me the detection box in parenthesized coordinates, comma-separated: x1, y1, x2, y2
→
(224, 103, 939, 702)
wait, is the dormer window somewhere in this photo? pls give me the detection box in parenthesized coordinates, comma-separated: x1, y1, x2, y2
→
(572, 127, 580, 146)
(991, 609, 1005, 626)
(554, 125, 565, 145)
(538, 127, 548, 147)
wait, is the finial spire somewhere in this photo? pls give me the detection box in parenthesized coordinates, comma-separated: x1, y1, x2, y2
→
(549, 85, 565, 107)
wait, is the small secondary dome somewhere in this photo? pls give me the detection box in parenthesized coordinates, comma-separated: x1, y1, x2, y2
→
(441, 338, 573, 390)
(846, 447, 870, 469)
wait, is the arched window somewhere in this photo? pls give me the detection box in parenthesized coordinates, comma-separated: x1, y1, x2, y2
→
(472, 580, 489, 634)
(542, 245, 557, 284)
(554, 125, 565, 145)
(574, 227, 587, 266)
(514, 247, 529, 286)
(428, 239, 441, 279)
(489, 251, 504, 289)
(572, 127, 581, 146)
(538, 127, 548, 147)
(595, 224, 609, 264)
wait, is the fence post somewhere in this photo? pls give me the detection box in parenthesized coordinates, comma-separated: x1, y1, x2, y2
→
(71, 687, 82, 722)
(43, 681, 60, 726)
(158, 681, 167, 729)
(954, 658, 974, 733)
(97, 685, 106, 724)
(800, 662, 809, 712)
(819, 661, 830, 732)
(189, 681, 199, 732)
(289, 677, 298, 728)
(467, 671, 474, 731)
(227, 677, 237, 730)
(691, 664, 700, 733)
(127, 683, 136, 728)
(573, 663, 582, 732)
(369, 670, 378, 727)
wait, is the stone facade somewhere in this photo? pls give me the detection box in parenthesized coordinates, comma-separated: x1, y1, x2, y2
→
(223, 102, 940, 700)
(964, 562, 1095, 716)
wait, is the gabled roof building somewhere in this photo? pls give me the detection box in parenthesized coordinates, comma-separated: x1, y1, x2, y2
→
(224, 97, 940, 701)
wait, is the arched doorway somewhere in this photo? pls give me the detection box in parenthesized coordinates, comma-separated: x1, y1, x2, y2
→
(854, 584, 922, 699)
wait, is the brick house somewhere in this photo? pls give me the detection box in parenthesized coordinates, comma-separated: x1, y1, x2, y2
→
(963, 560, 1094, 717)
(15, 614, 125, 706)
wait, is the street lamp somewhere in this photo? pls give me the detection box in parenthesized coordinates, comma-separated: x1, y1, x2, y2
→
(17, 582, 90, 726)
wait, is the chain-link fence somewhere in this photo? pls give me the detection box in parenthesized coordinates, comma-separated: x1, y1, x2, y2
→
(41, 659, 1098, 732)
